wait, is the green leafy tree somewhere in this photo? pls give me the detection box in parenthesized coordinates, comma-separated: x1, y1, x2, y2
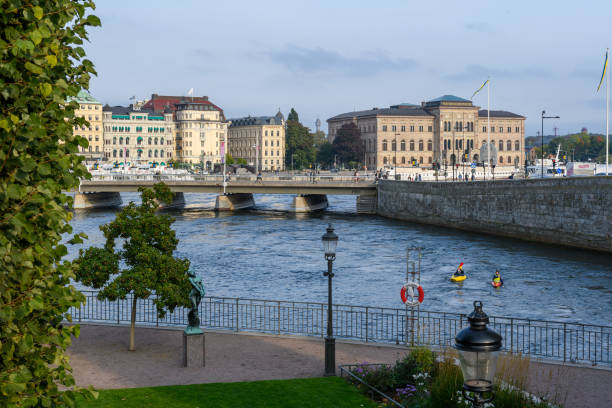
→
(0, 0, 100, 405)
(225, 152, 235, 165)
(332, 123, 365, 166)
(316, 141, 334, 168)
(285, 109, 315, 169)
(75, 183, 191, 351)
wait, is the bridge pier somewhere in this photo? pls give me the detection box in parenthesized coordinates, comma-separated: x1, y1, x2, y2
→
(356, 194, 377, 214)
(292, 194, 329, 212)
(158, 192, 185, 209)
(74, 192, 122, 209)
(215, 193, 255, 211)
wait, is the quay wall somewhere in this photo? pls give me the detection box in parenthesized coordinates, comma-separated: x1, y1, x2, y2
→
(376, 177, 612, 253)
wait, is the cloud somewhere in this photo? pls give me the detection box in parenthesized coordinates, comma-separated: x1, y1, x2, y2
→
(264, 45, 419, 77)
(444, 64, 548, 81)
(465, 22, 490, 32)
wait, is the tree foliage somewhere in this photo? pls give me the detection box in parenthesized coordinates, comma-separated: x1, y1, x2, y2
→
(75, 183, 191, 351)
(332, 123, 364, 166)
(544, 131, 611, 162)
(0, 0, 100, 405)
(316, 141, 334, 168)
(285, 108, 315, 169)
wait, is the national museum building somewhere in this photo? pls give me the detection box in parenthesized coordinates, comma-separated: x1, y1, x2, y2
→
(327, 95, 525, 170)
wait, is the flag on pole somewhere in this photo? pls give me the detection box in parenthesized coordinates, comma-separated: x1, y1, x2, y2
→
(597, 50, 608, 92)
(471, 79, 489, 99)
(187, 88, 194, 96)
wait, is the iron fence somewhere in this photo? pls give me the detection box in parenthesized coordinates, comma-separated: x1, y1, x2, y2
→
(70, 291, 612, 367)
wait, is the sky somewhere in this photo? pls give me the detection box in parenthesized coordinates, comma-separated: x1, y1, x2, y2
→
(84, 0, 612, 137)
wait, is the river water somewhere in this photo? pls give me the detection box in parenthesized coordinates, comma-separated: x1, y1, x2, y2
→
(68, 193, 612, 326)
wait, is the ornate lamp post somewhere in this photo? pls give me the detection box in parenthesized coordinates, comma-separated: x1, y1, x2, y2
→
(321, 224, 339, 376)
(455, 301, 502, 408)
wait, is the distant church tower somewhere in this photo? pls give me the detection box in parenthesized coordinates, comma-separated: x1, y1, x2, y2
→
(315, 118, 321, 133)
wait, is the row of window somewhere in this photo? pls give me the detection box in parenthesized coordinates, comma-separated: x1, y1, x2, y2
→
(106, 149, 168, 159)
(107, 137, 167, 146)
(106, 126, 166, 133)
(443, 121, 475, 132)
(443, 139, 475, 150)
(482, 126, 521, 133)
(80, 105, 99, 110)
(382, 156, 432, 165)
(74, 125, 99, 131)
(380, 139, 432, 152)
(109, 115, 166, 121)
(382, 124, 432, 133)
(79, 146, 100, 152)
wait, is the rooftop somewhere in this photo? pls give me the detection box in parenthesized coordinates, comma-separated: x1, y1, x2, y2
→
(328, 106, 434, 121)
(67, 90, 101, 104)
(229, 112, 285, 127)
(141, 94, 224, 120)
(478, 109, 525, 119)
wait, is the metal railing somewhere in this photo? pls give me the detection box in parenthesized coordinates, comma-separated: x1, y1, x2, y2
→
(70, 291, 612, 367)
(86, 174, 376, 184)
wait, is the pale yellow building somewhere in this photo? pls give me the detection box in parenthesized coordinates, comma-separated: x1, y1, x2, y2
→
(175, 101, 228, 168)
(68, 90, 103, 161)
(327, 95, 525, 169)
(102, 106, 174, 164)
(228, 112, 285, 171)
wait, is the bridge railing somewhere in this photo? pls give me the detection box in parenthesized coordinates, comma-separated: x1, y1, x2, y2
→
(85, 174, 376, 184)
(70, 291, 611, 367)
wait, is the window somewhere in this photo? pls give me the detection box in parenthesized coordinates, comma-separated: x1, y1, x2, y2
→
(428, 157, 432, 164)
(277, 140, 280, 146)
(125, 149, 129, 157)
(381, 140, 387, 151)
(499, 156, 504, 164)
(515, 141, 520, 151)
(427, 140, 432, 151)
(402, 157, 406, 164)
(515, 126, 520, 133)
(428, 125, 432, 132)
(507, 141, 512, 151)
(507, 156, 512, 164)
(419, 125, 423, 132)
(391, 125, 397, 131)
(119, 149, 123, 158)
(113, 137, 116, 144)
(148, 150, 152, 158)
(393, 157, 396, 164)
(401, 140, 406, 151)
(491, 127, 495, 133)
(382, 125, 388, 132)
(391, 140, 396, 151)
(499, 140, 504, 151)
(401, 125, 406, 132)
(410, 125, 415, 132)
(126, 137, 130, 144)
(419, 156, 423, 164)
(383, 157, 388, 164)
(499, 127, 503, 133)
(419, 140, 424, 151)
(507, 127, 512, 133)
(482, 126, 487, 132)
(410, 140, 415, 151)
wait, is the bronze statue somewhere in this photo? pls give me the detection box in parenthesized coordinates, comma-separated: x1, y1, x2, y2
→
(185, 270, 205, 334)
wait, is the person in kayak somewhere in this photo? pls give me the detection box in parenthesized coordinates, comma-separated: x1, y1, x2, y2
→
(455, 263, 465, 276)
(492, 270, 503, 285)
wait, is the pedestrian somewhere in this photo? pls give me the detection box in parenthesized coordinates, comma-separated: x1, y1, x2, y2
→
(256, 171, 263, 183)
(471, 174, 475, 182)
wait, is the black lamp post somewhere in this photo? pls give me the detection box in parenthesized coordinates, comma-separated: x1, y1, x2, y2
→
(541, 110, 560, 178)
(455, 301, 502, 408)
(321, 224, 339, 376)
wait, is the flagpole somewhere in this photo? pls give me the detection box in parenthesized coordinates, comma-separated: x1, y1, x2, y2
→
(487, 79, 491, 177)
(607, 48, 609, 176)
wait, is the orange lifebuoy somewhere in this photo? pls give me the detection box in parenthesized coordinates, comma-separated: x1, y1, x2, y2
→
(400, 283, 424, 305)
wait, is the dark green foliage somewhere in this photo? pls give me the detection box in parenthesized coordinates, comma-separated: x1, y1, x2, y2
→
(0, 0, 100, 405)
(285, 108, 315, 169)
(316, 141, 334, 168)
(76, 377, 377, 408)
(536, 131, 611, 162)
(75, 183, 191, 350)
(429, 358, 463, 408)
(332, 123, 365, 166)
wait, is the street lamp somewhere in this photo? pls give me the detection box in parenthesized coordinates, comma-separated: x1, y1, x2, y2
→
(455, 301, 502, 408)
(321, 224, 339, 376)
(394, 133, 399, 177)
(541, 110, 560, 178)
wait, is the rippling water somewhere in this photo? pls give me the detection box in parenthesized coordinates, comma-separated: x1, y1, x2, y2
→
(67, 193, 612, 326)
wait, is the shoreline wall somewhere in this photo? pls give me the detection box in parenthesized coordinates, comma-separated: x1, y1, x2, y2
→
(377, 177, 612, 253)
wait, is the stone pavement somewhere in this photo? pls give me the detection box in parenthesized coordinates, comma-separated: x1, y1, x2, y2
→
(68, 324, 612, 408)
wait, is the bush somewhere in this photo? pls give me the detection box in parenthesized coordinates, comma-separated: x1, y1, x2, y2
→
(411, 347, 435, 374)
(430, 356, 464, 408)
(392, 354, 419, 388)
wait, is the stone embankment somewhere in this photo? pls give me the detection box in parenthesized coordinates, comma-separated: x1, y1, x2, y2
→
(377, 177, 612, 253)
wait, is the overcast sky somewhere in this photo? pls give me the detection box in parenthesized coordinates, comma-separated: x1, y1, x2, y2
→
(85, 0, 612, 137)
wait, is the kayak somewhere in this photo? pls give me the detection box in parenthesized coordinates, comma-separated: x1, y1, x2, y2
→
(450, 275, 467, 282)
(491, 280, 503, 288)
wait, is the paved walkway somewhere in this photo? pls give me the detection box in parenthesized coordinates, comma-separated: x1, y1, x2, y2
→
(68, 324, 612, 408)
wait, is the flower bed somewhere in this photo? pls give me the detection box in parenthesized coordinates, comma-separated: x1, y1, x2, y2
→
(341, 348, 564, 408)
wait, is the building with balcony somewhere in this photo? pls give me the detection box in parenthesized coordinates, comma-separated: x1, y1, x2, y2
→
(174, 101, 228, 168)
(102, 106, 174, 164)
(68, 90, 103, 161)
(227, 112, 285, 171)
(327, 95, 525, 169)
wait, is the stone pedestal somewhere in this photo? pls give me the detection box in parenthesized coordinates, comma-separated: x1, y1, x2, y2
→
(74, 192, 122, 209)
(215, 193, 255, 211)
(182, 332, 205, 367)
(291, 194, 329, 212)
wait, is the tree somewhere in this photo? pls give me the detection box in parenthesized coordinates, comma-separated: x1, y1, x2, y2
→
(332, 123, 365, 166)
(0, 1, 100, 405)
(285, 109, 315, 169)
(75, 183, 191, 351)
(225, 152, 235, 165)
(316, 141, 334, 168)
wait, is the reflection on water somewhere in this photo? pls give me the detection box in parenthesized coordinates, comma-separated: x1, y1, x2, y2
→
(68, 193, 612, 326)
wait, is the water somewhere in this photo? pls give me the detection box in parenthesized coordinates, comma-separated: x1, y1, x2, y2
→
(67, 193, 612, 326)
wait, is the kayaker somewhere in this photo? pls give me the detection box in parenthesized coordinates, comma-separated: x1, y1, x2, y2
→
(492, 270, 503, 285)
(455, 263, 465, 276)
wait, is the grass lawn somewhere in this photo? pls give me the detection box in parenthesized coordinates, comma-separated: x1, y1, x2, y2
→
(76, 377, 376, 408)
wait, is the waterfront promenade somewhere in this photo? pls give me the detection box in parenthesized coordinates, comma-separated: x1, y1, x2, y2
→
(69, 324, 612, 408)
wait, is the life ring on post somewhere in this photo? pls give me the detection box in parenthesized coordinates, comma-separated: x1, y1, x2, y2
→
(400, 282, 424, 306)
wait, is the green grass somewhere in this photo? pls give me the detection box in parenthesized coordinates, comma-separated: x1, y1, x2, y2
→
(76, 377, 377, 408)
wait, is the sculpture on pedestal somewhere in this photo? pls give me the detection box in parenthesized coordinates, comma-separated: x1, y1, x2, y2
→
(185, 270, 205, 334)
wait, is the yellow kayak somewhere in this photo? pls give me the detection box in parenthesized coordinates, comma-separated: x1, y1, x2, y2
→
(450, 275, 467, 282)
